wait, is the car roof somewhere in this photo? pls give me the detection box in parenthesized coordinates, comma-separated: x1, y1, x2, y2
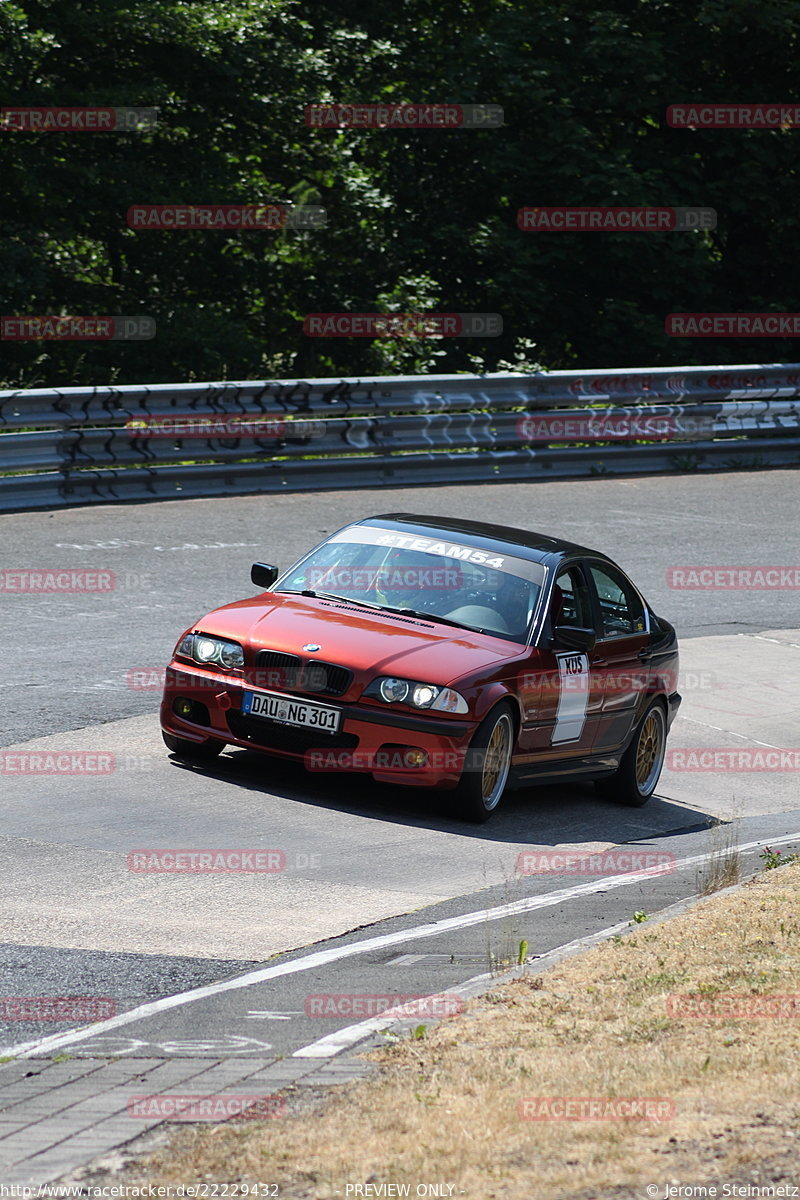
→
(358, 512, 610, 567)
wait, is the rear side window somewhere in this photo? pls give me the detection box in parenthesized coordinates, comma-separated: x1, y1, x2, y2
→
(589, 564, 646, 638)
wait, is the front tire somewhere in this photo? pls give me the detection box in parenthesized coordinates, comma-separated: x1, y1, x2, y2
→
(455, 703, 515, 823)
(594, 699, 667, 807)
(162, 731, 225, 762)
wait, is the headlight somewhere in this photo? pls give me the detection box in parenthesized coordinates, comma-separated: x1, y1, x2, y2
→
(195, 637, 218, 663)
(175, 633, 244, 671)
(219, 642, 244, 670)
(380, 677, 410, 703)
(368, 676, 468, 714)
(412, 683, 437, 707)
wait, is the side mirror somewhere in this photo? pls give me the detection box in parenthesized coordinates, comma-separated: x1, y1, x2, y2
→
(251, 562, 279, 590)
(553, 625, 596, 652)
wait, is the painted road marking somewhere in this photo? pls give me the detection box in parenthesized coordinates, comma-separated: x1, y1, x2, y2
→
(1, 830, 798, 1061)
(242, 1011, 302, 1020)
(389, 953, 484, 966)
(294, 915, 638, 1058)
(387, 954, 438, 965)
(66, 1034, 275, 1057)
(293, 1013, 412, 1057)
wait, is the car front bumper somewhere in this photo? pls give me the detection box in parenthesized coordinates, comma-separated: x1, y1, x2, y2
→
(160, 663, 477, 788)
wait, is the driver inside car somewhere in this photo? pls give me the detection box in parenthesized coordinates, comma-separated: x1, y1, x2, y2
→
(443, 565, 533, 638)
(372, 548, 464, 611)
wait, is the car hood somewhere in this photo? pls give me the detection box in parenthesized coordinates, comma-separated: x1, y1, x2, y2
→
(193, 592, 523, 684)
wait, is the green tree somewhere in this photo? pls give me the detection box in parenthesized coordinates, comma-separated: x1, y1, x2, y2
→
(3, 0, 800, 387)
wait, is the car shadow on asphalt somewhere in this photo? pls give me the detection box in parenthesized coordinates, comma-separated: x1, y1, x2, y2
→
(166, 748, 715, 849)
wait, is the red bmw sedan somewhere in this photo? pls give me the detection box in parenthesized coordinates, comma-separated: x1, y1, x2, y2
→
(161, 513, 681, 821)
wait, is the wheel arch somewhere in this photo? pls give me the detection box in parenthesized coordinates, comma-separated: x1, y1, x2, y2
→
(473, 685, 522, 744)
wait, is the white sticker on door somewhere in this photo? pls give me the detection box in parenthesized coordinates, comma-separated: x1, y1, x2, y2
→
(552, 651, 590, 744)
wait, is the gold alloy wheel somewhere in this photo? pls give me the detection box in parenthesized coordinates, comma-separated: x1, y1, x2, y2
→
(635, 710, 663, 790)
(481, 713, 512, 807)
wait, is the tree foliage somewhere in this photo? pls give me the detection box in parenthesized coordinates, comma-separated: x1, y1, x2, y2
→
(1, 0, 799, 386)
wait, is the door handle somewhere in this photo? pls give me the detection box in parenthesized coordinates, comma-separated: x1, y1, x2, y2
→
(638, 648, 653, 662)
(591, 657, 608, 667)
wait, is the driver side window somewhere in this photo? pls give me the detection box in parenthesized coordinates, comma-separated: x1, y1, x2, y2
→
(552, 567, 592, 628)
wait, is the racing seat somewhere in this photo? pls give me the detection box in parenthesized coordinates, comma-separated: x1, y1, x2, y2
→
(549, 583, 565, 627)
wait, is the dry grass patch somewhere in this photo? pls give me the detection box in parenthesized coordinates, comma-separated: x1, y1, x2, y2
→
(119, 862, 800, 1198)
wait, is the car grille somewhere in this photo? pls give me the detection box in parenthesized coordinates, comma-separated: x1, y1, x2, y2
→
(226, 711, 358, 754)
(250, 651, 300, 690)
(252, 650, 352, 698)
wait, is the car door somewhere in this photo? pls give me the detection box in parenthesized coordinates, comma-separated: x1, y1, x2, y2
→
(585, 560, 650, 753)
(517, 564, 602, 762)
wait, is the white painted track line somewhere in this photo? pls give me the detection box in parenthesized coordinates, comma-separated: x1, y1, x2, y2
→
(292, 916, 639, 1058)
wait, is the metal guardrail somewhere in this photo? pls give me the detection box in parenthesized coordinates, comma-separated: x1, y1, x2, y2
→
(1, 364, 799, 511)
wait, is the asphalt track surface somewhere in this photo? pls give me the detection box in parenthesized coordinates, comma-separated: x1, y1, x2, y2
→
(2, 470, 799, 1067)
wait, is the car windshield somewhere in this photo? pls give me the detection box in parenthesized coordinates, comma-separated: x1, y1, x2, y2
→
(275, 525, 545, 643)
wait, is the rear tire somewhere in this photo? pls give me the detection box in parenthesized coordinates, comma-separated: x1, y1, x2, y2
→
(594, 699, 666, 807)
(162, 731, 225, 762)
(455, 702, 515, 823)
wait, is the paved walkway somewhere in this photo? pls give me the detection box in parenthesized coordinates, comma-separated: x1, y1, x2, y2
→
(0, 1054, 372, 1185)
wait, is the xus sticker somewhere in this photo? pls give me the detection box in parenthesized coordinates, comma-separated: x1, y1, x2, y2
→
(552, 651, 590, 744)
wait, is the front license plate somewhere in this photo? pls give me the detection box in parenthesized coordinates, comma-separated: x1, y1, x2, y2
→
(241, 689, 341, 734)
